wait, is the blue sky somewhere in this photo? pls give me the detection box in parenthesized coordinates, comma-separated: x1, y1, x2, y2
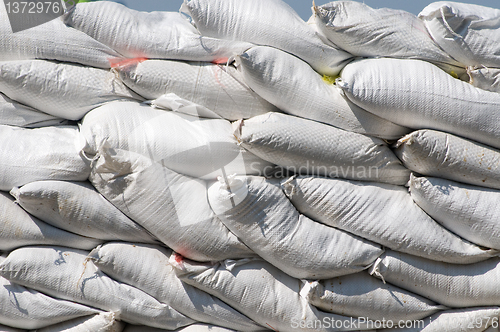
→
(116, 0, 499, 20)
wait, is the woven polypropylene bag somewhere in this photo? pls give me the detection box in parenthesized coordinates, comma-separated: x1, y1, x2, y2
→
(63, 1, 253, 62)
(0, 246, 194, 329)
(208, 175, 383, 279)
(394, 129, 500, 190)
(369, 250, 500, 307)
(117, 60, 278, 121)
(235, 112, 410, 185)
(410, 175, 500, 250)
(181, 0, 352, 76)
(236, 46, 410, 140)
(468, 66, 500, 93)
(0, 60, 141, 121)
(12, 180, 157, 243)
(282, 176, 496, 264)
(34, 313, 125, 332)
(90, 242, 263, 331)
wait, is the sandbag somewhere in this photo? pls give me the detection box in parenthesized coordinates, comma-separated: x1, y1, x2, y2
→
(0, 7, 120, 69)
(0, 246, 194, 330)
(80, 101, 272, 180)
(63, 1, 253, 62)
(0, 92, 67, 128)
(89, 243, 264, 332)
(235, 112, 410, 185)
(303, 271, 446, 323)
(338, 58, 500, 149)
(377, 307, 500, 332)
(35, 312, 125, 332)
(0, 191, 101, 251)
(11, 180, 157, 243)
(312, 1, 459, 67)
(394, 129, 500, 190)
(171, 256, 375, 332)
(181, 0, 352, 75)
(90, 147, 254, 262)
(0, 60, 141, 121)
(410, 175, 500, 250)
(117, 59, 278, 120)
(0, 125, 89, 191)
(419, 2, 500, 68)
(236, 46, 409, 140)
(369, 250, 500, 307)
(469, 67, 500, 93)
(0, 275, 99, 330)
(282, 176, 495, 264)
(208, 175, 383, 279)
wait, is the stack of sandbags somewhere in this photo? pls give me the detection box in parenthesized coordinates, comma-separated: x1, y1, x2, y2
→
(1, 0, 500, 330)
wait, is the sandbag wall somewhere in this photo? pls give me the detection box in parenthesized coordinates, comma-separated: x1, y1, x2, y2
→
(0, 0, 500, 331)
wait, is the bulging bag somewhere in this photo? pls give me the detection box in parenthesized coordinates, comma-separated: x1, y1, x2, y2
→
(282, 176, 496, 264)
(312, 1, 459, 67)
(0, 246, 194, 330)
(64, 1, 253, 62)
(181, 0, 352, 75)
(208, 175, 384, 279)
(395, 129, 500, 190)
(90, 147, 254, 262)
(0, 125, 89, 191)
(34, 312, 125, 332)
(235, 112, 410, 185)
(0, 60, 141, 121)
(338, 58, 500, 149)
(419, 2, 500, 68)
(410, 175, 500, 250)
(117, 59, 278, 121)
(236, 46, 410, 140)
(369, 250, 500, 307)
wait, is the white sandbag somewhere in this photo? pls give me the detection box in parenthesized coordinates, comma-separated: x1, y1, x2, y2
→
(90, 147, 254, 262)
(235, 112, 410, 185)
(0, 60, 141, 121)
(11, 180, 157, 244)
(0, 191, 101, 251)
(80, 101, 272, 180)
(394, 130, 500, 190)
(419, 2, 500, 68)
(303, 271, 446, 323)
(0, 125, 89, 191)
(123, 324, 239, 332)
(312, 1, 459, 67)
(282, 176, 495, 264)
(0, 93, 67, 128)
(378, 307, 500, 332)
(90, 243, 263, 332)
(236, 46, 409, 140)
(0, 275, 100, 330)
(208, 175, 383, 279)
(181, 0, 352, 75)
(0, 246, 194, 330)
(35, 312, 125, 332)
(369, 250, 500, 307)
(338, 58, 500, 149)
(63, 1, 253, 62)
(171, 256, 376, 332)
(0, 325, 25, 332)
(0, 6, 120, 69)
(117, 59, 278, 120)
(410, 176, 500, 250)
(469, 67, 500, 93)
